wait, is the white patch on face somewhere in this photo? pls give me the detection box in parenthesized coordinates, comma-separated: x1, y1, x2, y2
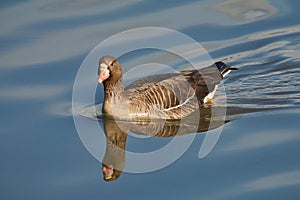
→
(100, 63, 108, 69)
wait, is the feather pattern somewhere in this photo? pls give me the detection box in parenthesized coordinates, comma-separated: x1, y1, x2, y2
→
(98, 56, 236, 120)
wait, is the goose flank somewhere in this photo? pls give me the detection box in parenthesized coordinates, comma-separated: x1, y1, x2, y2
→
(97, 56, 237, 120)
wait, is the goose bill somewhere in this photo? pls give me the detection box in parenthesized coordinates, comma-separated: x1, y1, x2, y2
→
(98, 68, 110, 83)
(102, 165, 114, 180)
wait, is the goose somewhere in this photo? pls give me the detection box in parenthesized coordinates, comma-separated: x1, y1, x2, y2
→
(97, 56, 237, 120)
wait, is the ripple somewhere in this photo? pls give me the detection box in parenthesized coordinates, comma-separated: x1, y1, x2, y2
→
(212, 24, 300, 112)
(243, 9, 269, 19)
(40, 0, 141, 12)
(225, 58, 300, 110)
(213, 0, 277, 22)
(247, 26, 300, 40)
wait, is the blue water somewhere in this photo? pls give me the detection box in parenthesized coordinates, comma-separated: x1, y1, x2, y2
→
(1, 0, 300, 199)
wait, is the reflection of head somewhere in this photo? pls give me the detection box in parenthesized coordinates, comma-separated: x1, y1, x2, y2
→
(101, 118, 128, 182)
(101, 139, 126, 182)
(102, 164, 122, 181)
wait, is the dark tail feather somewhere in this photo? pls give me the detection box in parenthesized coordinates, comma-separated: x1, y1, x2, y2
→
(215, 61, 238, 76)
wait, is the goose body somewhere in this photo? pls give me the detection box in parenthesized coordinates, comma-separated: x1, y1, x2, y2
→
(98, 56, 236, 120)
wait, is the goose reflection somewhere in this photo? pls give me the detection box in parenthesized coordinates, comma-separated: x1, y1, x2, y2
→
(100, 105, 230, 181)
(101, 116, 129, 181)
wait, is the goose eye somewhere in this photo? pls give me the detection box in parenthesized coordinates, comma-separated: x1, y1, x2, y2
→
(110, 60, 116, 66)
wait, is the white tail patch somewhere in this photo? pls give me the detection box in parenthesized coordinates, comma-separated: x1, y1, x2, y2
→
(222, 69, 232, 78)
(204, 85, 218, 104)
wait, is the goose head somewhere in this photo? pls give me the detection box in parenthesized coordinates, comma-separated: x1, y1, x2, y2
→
(98, 56, 122, 84)
(102, 164, 122, 181)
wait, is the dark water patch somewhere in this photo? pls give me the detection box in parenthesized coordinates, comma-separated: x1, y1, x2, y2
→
(0, 0, 27, 9)
(23, 0, 197, 34)
(182, 16, 300, 43)
(0, 53, 85, 87)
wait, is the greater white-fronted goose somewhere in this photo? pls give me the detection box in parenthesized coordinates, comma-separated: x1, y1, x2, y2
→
(98, 56, 237, 120)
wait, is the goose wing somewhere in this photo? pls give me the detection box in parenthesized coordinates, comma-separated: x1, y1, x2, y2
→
(125, 73, 177, 96)
(126, 66, 222, 119)
(180, 67, 223, 101)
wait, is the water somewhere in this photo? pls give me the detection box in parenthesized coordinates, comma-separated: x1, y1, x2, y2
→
(1, 0, 300, 199)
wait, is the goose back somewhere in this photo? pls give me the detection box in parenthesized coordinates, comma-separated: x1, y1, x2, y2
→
(124, 65, 223, 119)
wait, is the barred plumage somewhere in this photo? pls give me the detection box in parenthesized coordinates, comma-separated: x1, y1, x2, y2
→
(98, 56, 237, 120)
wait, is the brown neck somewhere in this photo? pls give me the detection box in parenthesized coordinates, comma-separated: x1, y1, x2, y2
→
(103, 77, 125, 101)
(102, 77, 127, 116)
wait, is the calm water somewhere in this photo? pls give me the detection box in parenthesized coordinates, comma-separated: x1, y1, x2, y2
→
(1, 0, 300, 199)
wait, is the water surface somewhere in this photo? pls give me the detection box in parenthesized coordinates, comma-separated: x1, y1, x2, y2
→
(1, 0, 300, 199)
